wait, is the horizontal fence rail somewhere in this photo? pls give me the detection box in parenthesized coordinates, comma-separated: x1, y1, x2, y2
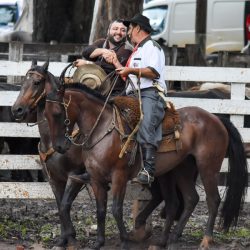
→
(0, 61, 249, 201)
(0, 42, 85, 61)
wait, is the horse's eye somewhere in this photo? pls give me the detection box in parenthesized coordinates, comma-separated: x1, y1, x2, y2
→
(34, 80, 40, 86)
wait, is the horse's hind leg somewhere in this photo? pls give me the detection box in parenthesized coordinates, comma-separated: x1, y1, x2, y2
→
(156, 174, 180, 248)
(169, 160, 199, 245)
(129, 180, 163, 242)
(199, 165, 221, 250)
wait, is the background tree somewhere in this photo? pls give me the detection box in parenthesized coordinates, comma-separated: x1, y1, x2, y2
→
(33, 0, 143, 43)
(89, 0, 143, 43)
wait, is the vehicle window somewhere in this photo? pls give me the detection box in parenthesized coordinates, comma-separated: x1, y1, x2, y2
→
(212, 2, 244, 30)
(143, 5, 168, 35)
(172, 2, 195, 31)
(0, 5, 18, 25)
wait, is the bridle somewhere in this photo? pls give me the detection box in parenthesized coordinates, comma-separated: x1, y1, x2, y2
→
(46, 94, 72, 138)
(23, 70, 48, 127)
(26, 70, 47, 110)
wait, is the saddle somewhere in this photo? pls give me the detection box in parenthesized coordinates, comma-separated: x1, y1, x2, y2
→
(111, 96, 182, 153)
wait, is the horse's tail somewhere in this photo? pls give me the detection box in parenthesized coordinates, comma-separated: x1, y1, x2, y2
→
(219, 117, 248, 231)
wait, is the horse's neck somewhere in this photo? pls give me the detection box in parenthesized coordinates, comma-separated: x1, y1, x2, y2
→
(68, 90, 113, 134)
(37, 104, 52, 151)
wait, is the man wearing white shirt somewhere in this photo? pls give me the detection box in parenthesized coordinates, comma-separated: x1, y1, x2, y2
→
(116, 13, 166, 185)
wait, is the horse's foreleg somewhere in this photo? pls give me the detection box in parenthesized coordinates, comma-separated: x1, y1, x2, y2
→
(91, 182, 108, 250)
(111, 175, 129, 249)
(59, 178, 83, 247)
(49, 179, 68, 247)
(170, 174, 199, 244)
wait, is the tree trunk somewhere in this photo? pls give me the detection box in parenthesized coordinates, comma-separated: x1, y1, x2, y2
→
(90, 0, 143, 43)
(33, 0, 94, 43)
(33, 0, 142, 43)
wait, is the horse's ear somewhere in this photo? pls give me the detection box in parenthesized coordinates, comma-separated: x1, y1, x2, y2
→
(42, 59, 50, 72)
(31, 59, 37, 67)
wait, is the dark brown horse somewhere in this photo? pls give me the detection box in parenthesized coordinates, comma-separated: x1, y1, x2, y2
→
(11, 61, 201, 249)
(44, 80, 248, 248)
(11, 63, 91, 249)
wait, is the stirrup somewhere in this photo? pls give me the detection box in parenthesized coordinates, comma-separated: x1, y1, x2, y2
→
(133, 168, 154, 185)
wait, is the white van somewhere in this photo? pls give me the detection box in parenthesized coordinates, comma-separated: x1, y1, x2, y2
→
(143, 0, 247, 54)
(0, 0, 23, 39)
(0, 0, 32, 42)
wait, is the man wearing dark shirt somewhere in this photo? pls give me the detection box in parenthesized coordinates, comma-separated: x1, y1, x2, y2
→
(74, 19, 133, 94)
(70, 19, 132, 184)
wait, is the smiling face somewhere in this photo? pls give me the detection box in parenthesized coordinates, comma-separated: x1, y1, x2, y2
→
(108, 21, 127, 45)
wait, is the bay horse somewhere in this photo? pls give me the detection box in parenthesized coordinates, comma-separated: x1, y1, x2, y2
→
(11, 61, 201, 249)
(44, 79, 248, 248)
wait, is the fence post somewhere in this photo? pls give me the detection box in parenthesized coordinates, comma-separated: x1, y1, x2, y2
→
(230, 82, 245, 128)
(127, 184, 152, 232)
(8, 41, 23, 84)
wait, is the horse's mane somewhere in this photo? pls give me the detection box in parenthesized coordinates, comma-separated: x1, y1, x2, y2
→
(64, 83, 106, 102)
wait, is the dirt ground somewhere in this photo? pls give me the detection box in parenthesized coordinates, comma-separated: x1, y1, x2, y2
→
(0, 195, 249, 250)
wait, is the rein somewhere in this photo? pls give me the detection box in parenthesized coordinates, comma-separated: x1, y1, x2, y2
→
(63, 72, 121, 148)
(119, 72, 143, 158)
(68, 109, 117, 149)
(26, 118, 46, 127)
(65, 85, 115, 148)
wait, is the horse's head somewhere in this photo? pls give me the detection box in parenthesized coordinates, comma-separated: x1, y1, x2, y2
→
(45, 86, 72, 154)
(45, 83, 108, 154)
(12, 59, 58, 121)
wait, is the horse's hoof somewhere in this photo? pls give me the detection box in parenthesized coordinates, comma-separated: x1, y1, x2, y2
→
(67, 236, 79, 250)
(199, 236, 213, 250)
(55, 237, 67, 248)
(167, 242, 179, 250)
(51, 247, 66, 250)
(67, 241, 79, 250)
(149, 239, 166, 249)
(93, 241, 104, 250)
(128, 226, 152, 242)
(66, 246, 79, 250)
(148, 245, 164, 250)
(121, 241, 130, 250)
(168, 233, 179, 244)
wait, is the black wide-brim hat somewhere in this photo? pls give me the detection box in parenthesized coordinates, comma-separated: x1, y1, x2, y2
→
(123, 13, 154, 33)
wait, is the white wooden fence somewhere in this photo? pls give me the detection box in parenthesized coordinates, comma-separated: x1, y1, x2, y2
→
(0, 61, 249, 201)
